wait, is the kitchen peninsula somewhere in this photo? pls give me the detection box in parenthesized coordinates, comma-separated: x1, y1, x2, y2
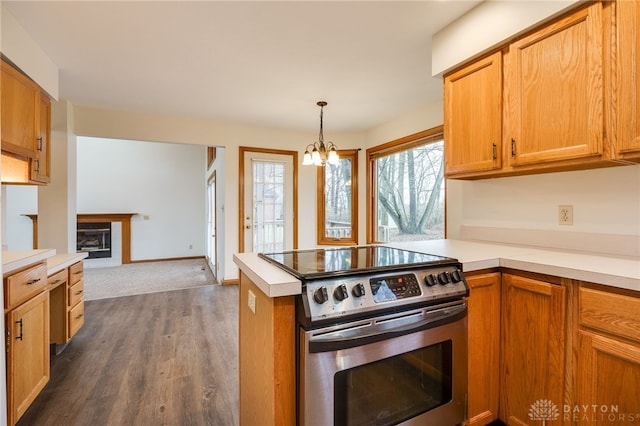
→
(234, 239, 640, 426)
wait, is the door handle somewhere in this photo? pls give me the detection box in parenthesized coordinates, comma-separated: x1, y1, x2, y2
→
(245, 225, 251, 229)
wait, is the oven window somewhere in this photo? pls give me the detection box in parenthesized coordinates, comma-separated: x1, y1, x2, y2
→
(334, 340, 452, 426)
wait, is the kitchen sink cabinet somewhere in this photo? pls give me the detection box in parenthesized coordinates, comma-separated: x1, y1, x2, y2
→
(575, 285, 640, 420)
(499, 273, 567, 425)
(444, 51, 502, 176)
(466, 271, 501, 426)
(4, 262, 50, 426)
(615, 0, 640, 160)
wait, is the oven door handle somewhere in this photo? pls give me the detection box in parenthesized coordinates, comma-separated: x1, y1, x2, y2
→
(308, 303, 466, 353)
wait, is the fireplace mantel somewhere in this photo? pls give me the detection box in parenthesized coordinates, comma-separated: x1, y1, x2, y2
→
(26, 213, 137, 264)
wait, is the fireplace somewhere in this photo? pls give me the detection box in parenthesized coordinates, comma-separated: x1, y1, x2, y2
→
(77, 222, 112, 259)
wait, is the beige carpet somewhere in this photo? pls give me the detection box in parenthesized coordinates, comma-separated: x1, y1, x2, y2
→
(83, 258, 216, 300)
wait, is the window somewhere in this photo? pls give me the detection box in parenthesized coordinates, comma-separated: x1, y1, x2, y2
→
(317, 149, 358, 245)
(367, 127, 444, 243)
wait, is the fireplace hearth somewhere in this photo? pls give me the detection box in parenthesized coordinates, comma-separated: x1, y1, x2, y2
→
(77, 222, 112, 259)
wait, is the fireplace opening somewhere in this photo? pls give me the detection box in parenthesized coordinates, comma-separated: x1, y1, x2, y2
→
(77, 222, 112, 259)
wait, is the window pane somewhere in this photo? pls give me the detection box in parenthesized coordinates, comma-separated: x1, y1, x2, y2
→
(324, 158, 352, 239)
(253, 160, 285, 253)
(376, 140, 444, 242)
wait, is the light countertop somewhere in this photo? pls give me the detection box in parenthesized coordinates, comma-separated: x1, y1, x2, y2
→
(3, 250, 88, 276)
(234, 239, 640, 298)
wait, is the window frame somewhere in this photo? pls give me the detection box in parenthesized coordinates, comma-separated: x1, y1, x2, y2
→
(366, 126, 445, 244)
(316, 149, 359, 246)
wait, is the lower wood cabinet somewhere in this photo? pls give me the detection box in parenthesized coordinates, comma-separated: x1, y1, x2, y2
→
(466, 271, 501, 426)
(50, 260, 85, 345)
(4, 281, 50, 426)
(499, 273, 567, 425)
(575, 284, 640, 422)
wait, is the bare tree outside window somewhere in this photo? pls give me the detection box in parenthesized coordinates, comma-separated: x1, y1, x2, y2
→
(370, 133, 444, 243)
(317, 150, 358, 245)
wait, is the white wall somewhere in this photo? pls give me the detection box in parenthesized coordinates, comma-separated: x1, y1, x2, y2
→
(77, 137, 207, 262)
(1, 185, 37, 250)
(73, 105, 367, 280)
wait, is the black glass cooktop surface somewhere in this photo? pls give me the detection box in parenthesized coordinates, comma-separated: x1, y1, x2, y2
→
(258, 246, 456, 279)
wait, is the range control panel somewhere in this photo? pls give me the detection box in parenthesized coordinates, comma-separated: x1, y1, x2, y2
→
(302, 265, 469, 322)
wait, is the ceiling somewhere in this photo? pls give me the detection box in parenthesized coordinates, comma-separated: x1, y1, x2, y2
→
(4, 1, 481, 133)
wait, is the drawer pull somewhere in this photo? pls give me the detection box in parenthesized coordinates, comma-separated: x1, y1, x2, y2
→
(76, 313, 84, 320)
(15, 319, 23, 341)
(73, 271, 83, 275)
(51, 279, 62, 285)
(26, 278, 41, 285)
(75, 290, 84, 296)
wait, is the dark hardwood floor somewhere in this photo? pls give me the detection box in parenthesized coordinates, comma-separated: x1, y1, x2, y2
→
(17, 285, 239, 426)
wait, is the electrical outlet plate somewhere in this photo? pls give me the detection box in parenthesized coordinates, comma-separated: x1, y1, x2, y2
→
(248, 290, 256, 314)
(559, 205, 573, 225)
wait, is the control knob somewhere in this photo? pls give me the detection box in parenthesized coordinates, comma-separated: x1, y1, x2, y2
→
(352, 283, 366, 297)
(425, 274, 438, 287)
(313, 287, 328, 304)
(333, 284, 349, 302)
(438, 272, 451, 285)
(450, 269, 463, 283)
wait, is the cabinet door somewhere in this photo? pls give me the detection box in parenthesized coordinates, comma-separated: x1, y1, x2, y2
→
(576, 331, 640, 424)
(444, 51, 502, 176)
(6, 291, 50, 425)
(467, 272, 501, 426)
(31, 93, 51, 183)
(505, 3, 603, 167)
(500, 274, 566, 425)
(616, 0, 640, 158)
(1, 61, 39, 159)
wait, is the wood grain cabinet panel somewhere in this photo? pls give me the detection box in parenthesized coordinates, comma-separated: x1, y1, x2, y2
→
(444, 51, 502, 177)
(615, 0, 640, 160)
(5, 290, 50, 426)
(500, 273, 567, 425)
(1, 60, 39, 159)
(576, 332, 640, 424)
(504, 3, 604, 167)
(31, 93, 51, 183)
(466, 272, 501, 426)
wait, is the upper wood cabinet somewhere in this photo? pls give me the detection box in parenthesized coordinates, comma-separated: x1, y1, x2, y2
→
(1, 60, 39, 159)
(31, 94, 52, 184)
(615, 0, 640, 160)
(504, 3, 603, 167)
(444, 1, 639, 179)
(444, 51, 502, 175)
(1, 59, 52, 184)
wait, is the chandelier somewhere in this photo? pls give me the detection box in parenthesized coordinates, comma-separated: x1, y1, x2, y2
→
(302, 101, 339, 166)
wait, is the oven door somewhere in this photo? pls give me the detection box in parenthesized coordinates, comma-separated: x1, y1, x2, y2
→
(299, 301, 467, 426)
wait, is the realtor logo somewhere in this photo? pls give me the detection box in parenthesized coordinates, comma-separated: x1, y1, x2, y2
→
(529, 399, 560, 425)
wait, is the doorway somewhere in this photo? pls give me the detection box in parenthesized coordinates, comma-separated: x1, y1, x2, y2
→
(239, 147, 298, 253)
(207, 170, 218, 281)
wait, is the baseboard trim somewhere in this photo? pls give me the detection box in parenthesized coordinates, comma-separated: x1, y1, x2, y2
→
(129, 255, 206, 264)
(222, 278, 239, 286)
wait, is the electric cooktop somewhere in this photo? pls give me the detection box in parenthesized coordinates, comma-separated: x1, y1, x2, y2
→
(258, 245, 457, 280)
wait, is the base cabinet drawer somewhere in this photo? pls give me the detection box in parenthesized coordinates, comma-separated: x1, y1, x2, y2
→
(69, 280, 84, 308)
(5, 262, 47, 309)
(68, 301, 85, 339)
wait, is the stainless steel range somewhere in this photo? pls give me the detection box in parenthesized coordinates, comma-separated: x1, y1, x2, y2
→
(259, 245, 469, 426)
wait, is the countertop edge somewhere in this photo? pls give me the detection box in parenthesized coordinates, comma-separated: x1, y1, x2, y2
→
(2, 249, 57, 276)
(47, 252, 89, 275)
(233, 253, 301, 297)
